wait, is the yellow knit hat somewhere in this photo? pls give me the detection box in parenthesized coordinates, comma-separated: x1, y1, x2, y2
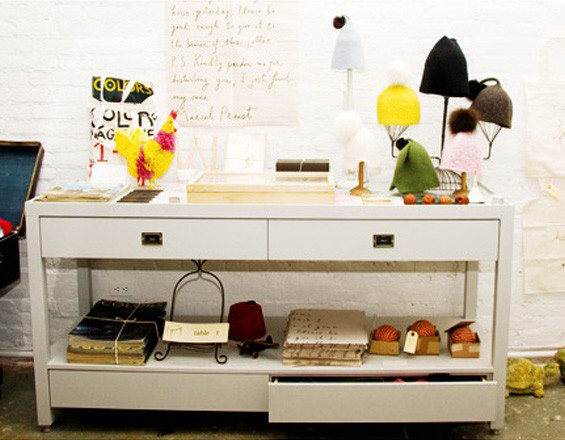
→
(377, 85, 420, 126)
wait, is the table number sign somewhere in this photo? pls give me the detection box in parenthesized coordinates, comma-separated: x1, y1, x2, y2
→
(163, 321, 230, 344)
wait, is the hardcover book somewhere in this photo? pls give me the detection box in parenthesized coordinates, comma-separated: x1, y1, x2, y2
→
(67, 299, 166, 365)
(38, 183, 128, 202)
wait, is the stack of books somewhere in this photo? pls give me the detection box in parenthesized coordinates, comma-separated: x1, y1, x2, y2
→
(38, 183, 128, 202)
(67, 299, 166, 365)
(283, 309, 369, 367)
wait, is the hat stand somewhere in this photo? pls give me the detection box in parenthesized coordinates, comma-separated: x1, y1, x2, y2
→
(471, 78, 509, 160)
(439, 96, 450, 161)
(453, 171, 469, 198)
(479, 122, 502, 160)
(346, 68, 354, 111)
(332, 15, 373, 191)
(431, 97, 457, 192)
(419, 36, 470, 163)
(349, 161, 371, 196)
(386, 126, 409, 158)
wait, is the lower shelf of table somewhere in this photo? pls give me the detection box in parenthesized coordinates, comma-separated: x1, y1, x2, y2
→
(48, 316, 493, 376)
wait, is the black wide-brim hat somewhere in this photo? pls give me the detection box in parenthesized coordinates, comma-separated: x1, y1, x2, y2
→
(420, 36, 469, 97)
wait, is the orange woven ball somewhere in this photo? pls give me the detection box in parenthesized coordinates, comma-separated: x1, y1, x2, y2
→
(422, 194, 436, 205)
(439, 195, 452, 205)
(373, 325, 400, 342)
(410, 320, 436, 337)
(450, 327, 476, 343)
(404, 194, 417, 205)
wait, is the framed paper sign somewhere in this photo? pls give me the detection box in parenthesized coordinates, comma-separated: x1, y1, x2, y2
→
(167, 0, 300, 127)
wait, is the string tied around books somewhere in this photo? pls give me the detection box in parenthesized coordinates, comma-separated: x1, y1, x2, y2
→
(81, 311, 160, 365)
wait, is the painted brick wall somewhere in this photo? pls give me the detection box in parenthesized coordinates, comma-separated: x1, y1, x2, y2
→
(1, 0, 564, 354)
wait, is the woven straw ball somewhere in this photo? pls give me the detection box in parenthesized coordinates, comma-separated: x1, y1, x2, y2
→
(373, 325, 401, 342)
(450, 326, 476, 343)
(410, 320, 437, 337)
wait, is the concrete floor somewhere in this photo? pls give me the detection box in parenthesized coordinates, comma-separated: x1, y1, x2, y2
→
(0, 359, 563, 440)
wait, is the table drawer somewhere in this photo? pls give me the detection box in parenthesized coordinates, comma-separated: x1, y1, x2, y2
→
(269, 220, 499, 261)
(50, 370, 268, 411)
(41, 217, 268, 259)
(269, 380, 497, 422)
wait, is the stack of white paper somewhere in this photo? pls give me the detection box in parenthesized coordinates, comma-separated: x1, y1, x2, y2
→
(283, 309, 369, 367)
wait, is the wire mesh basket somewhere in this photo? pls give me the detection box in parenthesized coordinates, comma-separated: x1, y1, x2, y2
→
(434, 168, 462, 192)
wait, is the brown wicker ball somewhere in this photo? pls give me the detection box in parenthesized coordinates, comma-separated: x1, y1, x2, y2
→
(450, 326, 476, 343)
(410, 320, 437, 337)
(373, 325, 401, 342)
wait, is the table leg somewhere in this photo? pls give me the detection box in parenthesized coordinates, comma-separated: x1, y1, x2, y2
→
(464, 261, 479, 320)
(490, 212, 513, 430)
(77, 259, 92, 315)
(27, 214, 55, 427)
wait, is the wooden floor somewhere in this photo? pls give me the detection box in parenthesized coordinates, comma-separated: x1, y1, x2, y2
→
(0, 359, 563, 440)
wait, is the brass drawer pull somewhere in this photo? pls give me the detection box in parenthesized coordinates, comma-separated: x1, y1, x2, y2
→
(373, 234, 394, 248)
(142, 232, 163, 246)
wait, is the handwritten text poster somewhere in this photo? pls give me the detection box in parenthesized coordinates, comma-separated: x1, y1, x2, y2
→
(168, 0, 299, 126)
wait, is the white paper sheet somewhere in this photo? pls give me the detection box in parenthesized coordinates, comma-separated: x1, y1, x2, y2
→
(522, 39, 565, 294)
(224, 133, 266, 171)
(523, 179, 565, 294)
(168, 0, 299, 127)
(284, 309, 368, 346)
(525, 38, 565, 177)
(524, 80, 565, 178)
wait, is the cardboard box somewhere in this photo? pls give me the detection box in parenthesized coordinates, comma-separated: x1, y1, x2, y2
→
(0, 141, 43, 290)
(415, 333, 441, 355)
(405, 327, 441, 355)
(445, 321, 481, 358)
(369, 339, 400, 356)
(448, 336, 481, 358)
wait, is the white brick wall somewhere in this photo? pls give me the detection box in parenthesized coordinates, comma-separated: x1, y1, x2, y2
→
(1, 0, 564, 353)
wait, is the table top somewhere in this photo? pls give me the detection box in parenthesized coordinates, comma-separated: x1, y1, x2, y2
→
(26, 184, 513, 220)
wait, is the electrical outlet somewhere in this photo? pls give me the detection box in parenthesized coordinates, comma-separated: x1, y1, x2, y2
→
(107, 281, 135, 299)
(103, 271, 136, 299)
(112, 285, 130, 295)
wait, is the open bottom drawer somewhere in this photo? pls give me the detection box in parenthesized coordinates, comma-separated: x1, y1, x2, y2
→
(269, 378, 498, 423)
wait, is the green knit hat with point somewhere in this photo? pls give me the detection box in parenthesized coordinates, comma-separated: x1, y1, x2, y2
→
(390, 139, 440, 193)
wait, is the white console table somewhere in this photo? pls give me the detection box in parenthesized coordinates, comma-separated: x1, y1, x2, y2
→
(25, 189, 513, 430)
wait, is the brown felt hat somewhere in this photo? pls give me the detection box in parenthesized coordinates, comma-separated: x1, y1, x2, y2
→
(470, 78, 513, 128)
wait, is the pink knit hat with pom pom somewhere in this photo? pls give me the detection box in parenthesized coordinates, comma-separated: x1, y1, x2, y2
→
(440, 108, 483, 174)
(441, 132, 483, 174)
